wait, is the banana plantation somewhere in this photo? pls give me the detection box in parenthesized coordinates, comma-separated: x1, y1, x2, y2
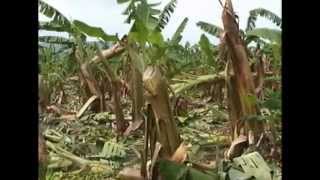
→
(38, 0, 281, 179)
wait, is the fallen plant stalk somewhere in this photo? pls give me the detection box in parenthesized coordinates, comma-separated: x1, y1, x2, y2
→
(46, 141, 112, 173)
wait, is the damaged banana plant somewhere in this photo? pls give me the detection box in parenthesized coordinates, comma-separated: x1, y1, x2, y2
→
(221, 0, 263, 149)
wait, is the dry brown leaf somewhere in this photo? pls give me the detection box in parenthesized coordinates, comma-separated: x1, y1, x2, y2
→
(118, 167, 143, 180)
(123, 119, 143, 136)
(170, 142, 188, 164)
(76, 95, 98, 118)
(46, 105, 62, 115)
(226, 135, 248, 160)
(60, 114, 76, 121)
(38, 135, 48, 164)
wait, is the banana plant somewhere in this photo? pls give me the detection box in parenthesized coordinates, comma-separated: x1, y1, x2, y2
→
(39, 0, 118, 42)
(197, 7, 281, 90)
(197, 8, 281, 46)
(118, 1, 183, 177)
(39, 0, 125, 119)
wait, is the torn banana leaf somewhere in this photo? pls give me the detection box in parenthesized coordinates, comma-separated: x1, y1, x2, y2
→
(229, 152, 272, 180)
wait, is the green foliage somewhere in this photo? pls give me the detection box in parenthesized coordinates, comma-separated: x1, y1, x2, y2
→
(73, 20, 118, 42)
(122, 0, 159, 27)
(39, 21, 73, 33)
(148, 30, 166, 47)
(271, 43, 281, 68)
(39, 36, 74, 46)
(262, 89, 281, 111)
(39, 46, 74, 89)
(199, 34, 215, 66)
(38, 0, 74, 34)
(158, 159, 219, 180)
(158, 152, 274, 180)
(196, 21, 223, 38)
(117, 0, 131, 4)
(172, 74, 222, 94)
(159, 159, 189, 179)
(46, 168, 112, 180)
(246, 8, 282, 32)
(126, 1, 165, 46)
(157, 0, 177, 30)
(170, 17, 189, 45)
(99, 139, 127, 159)
(39, 3, 281, 179)
(39, 0, 118, 44)
(39, 0, 71, 28)
(231, 152, 272, 180)
(247, 28, 281, 44)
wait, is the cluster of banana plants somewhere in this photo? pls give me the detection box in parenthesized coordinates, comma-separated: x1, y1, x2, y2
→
(38, 0, 281, 179)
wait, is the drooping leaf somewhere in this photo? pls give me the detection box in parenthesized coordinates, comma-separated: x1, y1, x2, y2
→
(246, 28, 281, 44)
(170, 17, 189, 45)
(196, 21, 223, 38)
(244, 34, 261, 45)
(246, 8, 281, 32)
(73, 20, 118, 42)
(39, 0, 71, 28)
(156, 0, 177, 30)
(172, 74, 224, 95)
(122, 0, 134, 16)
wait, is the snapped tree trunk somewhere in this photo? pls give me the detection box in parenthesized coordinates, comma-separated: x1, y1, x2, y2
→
(78, 70, 90, 102)
(75, 48, 105, 113)
(75, 41, 125, 113)
(125, 46, 144, 135)
(222, 0, 262, 145)
(97, 51, 127, 134)
(111, 78, 127, 134)
(254, 52, 265, 99)
(143, 66, 181, 158)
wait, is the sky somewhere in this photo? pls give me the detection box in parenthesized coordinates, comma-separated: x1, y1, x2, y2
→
(39, 0, 281, 45)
